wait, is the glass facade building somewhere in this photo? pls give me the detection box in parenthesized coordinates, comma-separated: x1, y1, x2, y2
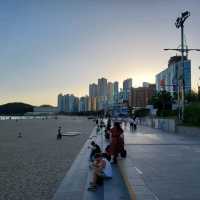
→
(156, 56, 191, 96)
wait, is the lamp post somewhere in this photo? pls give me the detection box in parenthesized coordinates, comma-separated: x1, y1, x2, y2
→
(164, 11, 200, 121)
(176, 11, 190, 121)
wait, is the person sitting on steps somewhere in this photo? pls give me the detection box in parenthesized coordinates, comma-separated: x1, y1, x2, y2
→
(88, 153, 112, 191)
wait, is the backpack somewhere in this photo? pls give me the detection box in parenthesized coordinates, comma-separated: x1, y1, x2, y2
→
(120, 149, 127, 158)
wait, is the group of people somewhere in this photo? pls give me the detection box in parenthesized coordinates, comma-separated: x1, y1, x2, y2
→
(88, 118, 126, 191)
(128, 117, 138, 132)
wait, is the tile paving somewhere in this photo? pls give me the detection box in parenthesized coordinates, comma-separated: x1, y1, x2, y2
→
(121, 125, 200, 200)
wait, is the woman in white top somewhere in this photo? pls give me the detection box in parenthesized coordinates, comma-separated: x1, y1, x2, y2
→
(102, 158, 112, 178)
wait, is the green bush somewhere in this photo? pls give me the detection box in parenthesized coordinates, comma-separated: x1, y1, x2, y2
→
(134, 108, 150, 117)
(157, 109, 177, 117)
(184, 102, 200, 126)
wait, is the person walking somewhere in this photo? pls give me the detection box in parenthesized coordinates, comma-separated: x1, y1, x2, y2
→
(133, 117, 137, 131)
(110, 122, 124, 164)
(107, 117, 111, 130)
(96, 118, 99, 126)
(57, 126, 62, 140)
(129, 118, 134, 133)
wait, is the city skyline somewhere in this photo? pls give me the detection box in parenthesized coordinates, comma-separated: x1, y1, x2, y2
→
(57, 76, 156, 113)
(1, 1, 200, 106)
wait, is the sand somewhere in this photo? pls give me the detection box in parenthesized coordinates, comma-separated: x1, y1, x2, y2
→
(0, 116, 95, 200)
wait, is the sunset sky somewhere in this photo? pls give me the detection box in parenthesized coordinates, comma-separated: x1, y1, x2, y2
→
(0, 0, 199, 106)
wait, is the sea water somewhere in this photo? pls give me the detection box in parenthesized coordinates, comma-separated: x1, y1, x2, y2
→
(0, 116, 51, 120)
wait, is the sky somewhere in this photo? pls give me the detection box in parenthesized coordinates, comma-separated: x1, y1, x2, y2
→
(0, 0, 199, 106)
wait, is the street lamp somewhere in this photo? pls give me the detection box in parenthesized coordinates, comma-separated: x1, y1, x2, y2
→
(176, 11, 190, 121)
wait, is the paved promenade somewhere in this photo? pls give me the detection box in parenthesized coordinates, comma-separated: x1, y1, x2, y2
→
(119, 125, 200, 200)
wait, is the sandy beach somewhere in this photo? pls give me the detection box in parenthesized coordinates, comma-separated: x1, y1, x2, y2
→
(0, 116, 95, 200)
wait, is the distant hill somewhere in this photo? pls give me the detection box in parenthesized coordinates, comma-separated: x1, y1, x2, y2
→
(0, 102, 34, 115)
(39, 104, 54, 108)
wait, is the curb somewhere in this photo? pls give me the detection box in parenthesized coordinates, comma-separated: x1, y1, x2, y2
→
(118, 160, 137, 200)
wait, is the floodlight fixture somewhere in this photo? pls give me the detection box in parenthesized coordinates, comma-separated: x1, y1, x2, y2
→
(182, 11, 190, 19)
(175, 11, 190, 29)
(175, 17, 181, 28)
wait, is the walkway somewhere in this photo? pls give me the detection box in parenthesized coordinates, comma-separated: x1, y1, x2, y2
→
(119, 125, 200, 200)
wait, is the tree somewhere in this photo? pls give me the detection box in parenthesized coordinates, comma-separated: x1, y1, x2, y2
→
(149, 91, 175, 117)
(149, 91, 173, 110)
(134, 108, 150, 118)
(185, 91, 199, 103)
(184, 102, 200, 126)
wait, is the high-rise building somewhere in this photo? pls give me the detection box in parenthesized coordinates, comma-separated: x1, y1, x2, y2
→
(85, 96, 89, 111)
(58, 94, 76, 112)
(123, 78, 132, 101)
(63, 95, 68, 112)
(97, 77, 108, 110)
(88, 96, 97, 111)
(89, 83, 98, 97)
(89, 83, 98, 110)
(156, 56, 191, 96)
(113, 81, 119, 104)
(79, 97, 86, 112)
(98, 78, 107, 97)
(143, 82, 150, 88)
(107, 82, 114, 105)
(156, 68, 168, 92)
(79, 96, 90, 112)
(58, 94, 64, 112)
(65, 94, 75, 112)
(73, 97, 79, 112)
(129, 84, 156, 107)
(118, 88, 124, 103)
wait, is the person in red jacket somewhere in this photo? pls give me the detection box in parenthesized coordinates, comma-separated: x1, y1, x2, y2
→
(110, 122, 124, 163)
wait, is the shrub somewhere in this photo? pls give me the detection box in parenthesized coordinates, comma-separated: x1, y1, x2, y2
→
(134, 108, 150, 117)
(184, 102, 200, 126)
(157, 109, 177, 117)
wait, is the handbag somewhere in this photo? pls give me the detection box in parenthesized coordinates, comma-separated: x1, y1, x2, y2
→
(120, 148, 127, 158)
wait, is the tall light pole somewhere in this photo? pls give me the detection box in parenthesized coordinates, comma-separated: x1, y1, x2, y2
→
(176, 11, 190, 121)
(164, 11, 200, 121)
